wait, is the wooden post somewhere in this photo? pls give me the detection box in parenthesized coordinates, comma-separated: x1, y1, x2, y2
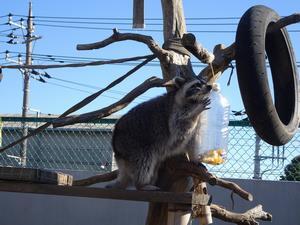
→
(194, 182, 213, 225)
(133, 0, 145, 28)
(146, 1, 195, 225)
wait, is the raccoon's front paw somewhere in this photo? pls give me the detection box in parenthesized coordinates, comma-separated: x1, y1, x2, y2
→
(200, 97, 211, 111)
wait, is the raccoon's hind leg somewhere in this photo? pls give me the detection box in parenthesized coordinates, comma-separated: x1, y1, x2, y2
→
(105, 159, 131, 189)
(133, 159, 160, 191)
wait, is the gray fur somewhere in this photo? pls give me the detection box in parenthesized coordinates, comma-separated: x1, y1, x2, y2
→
(109, 78, 211, 190)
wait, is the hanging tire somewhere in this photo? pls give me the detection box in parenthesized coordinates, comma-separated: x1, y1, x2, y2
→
(235, 5, 299, 146)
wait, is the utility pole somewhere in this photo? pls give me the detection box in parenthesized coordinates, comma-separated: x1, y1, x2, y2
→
(20, 1, 33, 167)
(253, 134, 261, 179)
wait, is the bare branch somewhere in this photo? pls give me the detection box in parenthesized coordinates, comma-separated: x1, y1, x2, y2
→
(52, 76, 176, 128)
(172, 160, 253, 201)
(73, 170, 118, 186)
(198, 13, 300, 84)
(0, 55, 155, 153)
(199, 42, 235, 84)
(269, 13, 300, 32)
(0, 55, 152, 70)
(210, 204, 272, 225)
(77, 29, 169, 61)
(181, 33, 214, 64)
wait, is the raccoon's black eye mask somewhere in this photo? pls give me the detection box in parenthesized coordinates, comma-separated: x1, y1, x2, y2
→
(186, 84, 202, 97)
(186, 81, 211, 98)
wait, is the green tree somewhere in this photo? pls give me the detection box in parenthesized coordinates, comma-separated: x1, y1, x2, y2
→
(281, 155, 300, 181)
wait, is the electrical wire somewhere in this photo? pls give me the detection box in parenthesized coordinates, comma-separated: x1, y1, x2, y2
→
(31, 76, 142, 104)
(35, 23, 164, 32)
(32, 18, 238, 26)
(0, 27, 20, 33)
(38, 72, 151, 100)
(12, 14, 241, 20)
(32, 22, 300, 33)
(3, 51, 300, 66)
(35, 23, 238, 33)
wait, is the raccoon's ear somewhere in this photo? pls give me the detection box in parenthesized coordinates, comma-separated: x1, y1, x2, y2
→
(173, 76, 186, 88)
(164, 77, 186, 88)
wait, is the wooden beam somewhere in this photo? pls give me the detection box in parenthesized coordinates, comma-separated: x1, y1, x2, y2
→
(0, 181, 209, 205)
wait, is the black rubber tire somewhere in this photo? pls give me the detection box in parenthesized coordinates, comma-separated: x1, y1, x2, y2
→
(235, 5, 299, 146)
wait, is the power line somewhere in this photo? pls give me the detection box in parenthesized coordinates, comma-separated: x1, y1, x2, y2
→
(37, 72, 151, 100)
(33, 23, 300, 33)
(34, 23, 237, 33)
(35, 23, 163, 32)
(32, 18, 238, 26)
(12, 14, 241, 20)
(3, 50, 300, 64)
(31, 75, 142, 104)
(0, 28, 20, 33)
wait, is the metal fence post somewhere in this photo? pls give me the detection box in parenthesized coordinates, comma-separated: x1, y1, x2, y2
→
(253, 134, 261, 179)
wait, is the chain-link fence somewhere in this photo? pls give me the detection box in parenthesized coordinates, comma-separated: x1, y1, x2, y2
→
(0, 116, 299, 181)
(0, 117, 115, 173)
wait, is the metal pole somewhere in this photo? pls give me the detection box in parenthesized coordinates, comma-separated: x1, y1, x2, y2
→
(253, 133, 261, 179)
(20, 1, 33, 167)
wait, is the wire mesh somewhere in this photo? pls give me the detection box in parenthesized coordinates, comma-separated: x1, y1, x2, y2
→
(0, 117, 115, 173)
(0, 116, 299, 181)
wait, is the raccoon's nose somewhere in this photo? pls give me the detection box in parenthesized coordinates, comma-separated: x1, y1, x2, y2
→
(206, 85, 212, 91)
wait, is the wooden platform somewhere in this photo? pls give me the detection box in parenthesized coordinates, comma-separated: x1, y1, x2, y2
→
(0, 180, 210, 205)
(0, 167, 210, 205)
(0, 167, 73, 186)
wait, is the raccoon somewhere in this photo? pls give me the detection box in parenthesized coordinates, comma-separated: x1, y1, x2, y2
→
(109, 78, 212, 190)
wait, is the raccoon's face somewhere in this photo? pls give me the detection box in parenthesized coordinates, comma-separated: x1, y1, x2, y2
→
(185, 80, 212, 99)
(183, 79, 212, 104)
(174, 78, 212, 105)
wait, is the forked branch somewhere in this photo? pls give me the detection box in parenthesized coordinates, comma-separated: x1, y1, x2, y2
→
(210, 204, 272, 225)
(199, 42, 235, 84)
(77, 28, 170, 61)
(181, 33, 214, 64)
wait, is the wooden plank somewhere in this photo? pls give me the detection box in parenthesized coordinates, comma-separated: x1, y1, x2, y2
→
(0, 167, 73, 186)
(0, 181, 209, 205)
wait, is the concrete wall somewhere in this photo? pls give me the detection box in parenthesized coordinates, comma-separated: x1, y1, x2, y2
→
(0, 172, 299, 225)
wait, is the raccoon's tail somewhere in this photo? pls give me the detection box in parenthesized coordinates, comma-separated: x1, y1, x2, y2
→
(73, 170, 118, 186)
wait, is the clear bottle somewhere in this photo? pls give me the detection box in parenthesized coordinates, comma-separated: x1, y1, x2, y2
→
(197, 83, 230, 165)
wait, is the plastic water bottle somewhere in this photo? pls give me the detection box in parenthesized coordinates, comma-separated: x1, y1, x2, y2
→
(197, 83, 230, 165)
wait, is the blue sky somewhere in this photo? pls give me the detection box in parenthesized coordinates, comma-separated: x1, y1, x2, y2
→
(0, 0, 299, 117)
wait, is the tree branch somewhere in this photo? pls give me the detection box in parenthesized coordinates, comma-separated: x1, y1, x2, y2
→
(73, 170, 118, 186)
(52, 76, 177, 128)
(199, 42, 235, 84)
(171, 160, 253, 201)
(77, 29, 169, 61)
(210, 204, 272, 225)
(269, 13, 300, 32)
(181, 33, 214, 64)
(171, 203, 272, 225)
(197, 13, 300, 84)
